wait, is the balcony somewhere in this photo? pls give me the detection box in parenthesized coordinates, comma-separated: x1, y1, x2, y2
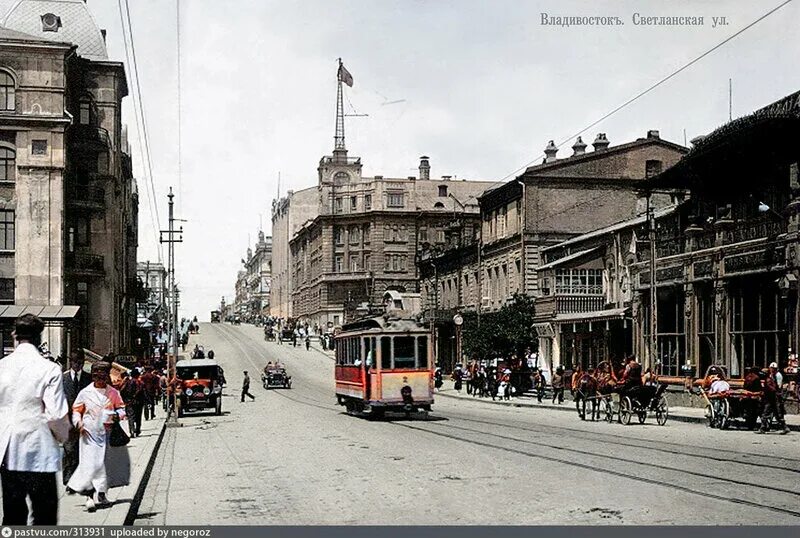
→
(535, 294, 605, 318)
(67, 185, 105, 210)
(66, 253, 105, 277)
(68, 124, 111, 152)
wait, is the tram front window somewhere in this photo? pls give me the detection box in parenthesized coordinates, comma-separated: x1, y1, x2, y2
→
(393, 337, 416, 369)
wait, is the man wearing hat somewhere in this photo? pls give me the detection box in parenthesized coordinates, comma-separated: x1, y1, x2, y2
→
(758, 362, 790, 434)
(0, 314, 70, 525)
(241, 371, 255, 402)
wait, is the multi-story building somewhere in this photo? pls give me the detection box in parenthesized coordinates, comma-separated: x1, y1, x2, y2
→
(245, 231, 272, 318)
(0, 0, 138, 356)
(289, 149, 494, 329)
(137, 261, 167, 321)
(270, 187, 318, 320)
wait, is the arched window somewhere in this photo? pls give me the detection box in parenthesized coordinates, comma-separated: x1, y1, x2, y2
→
(0, 147, 15, 182)
(0, 71, 15, 111)
(434, 201, 445, 209)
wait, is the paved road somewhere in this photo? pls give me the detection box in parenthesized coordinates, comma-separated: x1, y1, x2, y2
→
(135, 323, 800, 525)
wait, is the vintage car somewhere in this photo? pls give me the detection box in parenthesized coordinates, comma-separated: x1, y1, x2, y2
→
(264, 326, 276, 342)
(176, 358, 225, 417)
(210, 311, 221, 323)
(262, 367, 292, 389)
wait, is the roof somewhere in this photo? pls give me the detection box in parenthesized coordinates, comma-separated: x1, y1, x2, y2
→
(176, 358, 219, 368)
(0, 23, 59, 43)
(0, 304, 79, 321)
(553, 307, 628, 324)
(537, 247, 602, 271)
(340, 315, 426, 334)
(1, 0, 108, 60)
(542, 205, 678, 253)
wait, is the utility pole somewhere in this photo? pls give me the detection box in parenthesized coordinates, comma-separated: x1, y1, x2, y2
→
(160, 188, 183, 424)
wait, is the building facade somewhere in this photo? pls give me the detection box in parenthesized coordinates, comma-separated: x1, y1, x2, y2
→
(0, 0, 138, 356)
(244, 231, 272, 318)
(137, 261, 167, 321)
(289, 150, 494, 329)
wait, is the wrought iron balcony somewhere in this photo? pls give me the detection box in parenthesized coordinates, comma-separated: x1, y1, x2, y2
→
(68, 124, 112, 151)
(67, 185, 105, 210)
(535, 294, 605, 318)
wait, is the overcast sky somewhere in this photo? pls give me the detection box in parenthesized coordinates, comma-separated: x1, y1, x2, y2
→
(87, 0, 800, 320)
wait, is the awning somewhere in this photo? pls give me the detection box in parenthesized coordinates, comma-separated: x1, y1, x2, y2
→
(553, 307, 628, 324)
(0, 305, 80, 324)
(538, 247, 602, 271)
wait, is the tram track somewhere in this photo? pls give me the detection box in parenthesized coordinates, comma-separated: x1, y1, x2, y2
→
(209, 325, 800, 520)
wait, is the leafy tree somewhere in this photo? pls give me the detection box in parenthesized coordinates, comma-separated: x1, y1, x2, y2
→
(461, 293, 538, 361)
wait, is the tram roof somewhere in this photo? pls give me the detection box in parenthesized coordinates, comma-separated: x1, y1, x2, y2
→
(340, 316, 426, 334)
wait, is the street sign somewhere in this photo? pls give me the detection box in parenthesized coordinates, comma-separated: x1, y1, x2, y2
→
(453, 314, 463, 326)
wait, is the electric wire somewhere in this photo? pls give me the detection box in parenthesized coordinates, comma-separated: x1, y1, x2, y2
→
(117, 0, 163, 263)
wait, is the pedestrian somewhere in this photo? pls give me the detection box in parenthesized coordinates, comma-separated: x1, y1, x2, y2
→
(241, 371, 255, 402)
(62, 349, 92, 487)
(0, 314, 70, 525)
(551, 366, 565, 404)
(452, 366, 463, 393)
(532, 368, 546, 403)
(305, 336, 311, 351)
(68, 362, 127, 511)
(120, 370, 145, 438)
(141, 367, 158, 420)
(757, 364, 790, 434)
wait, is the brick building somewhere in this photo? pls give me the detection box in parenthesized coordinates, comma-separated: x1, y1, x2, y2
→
(0, 0, 138, 356)
(288, 148, 494, 329)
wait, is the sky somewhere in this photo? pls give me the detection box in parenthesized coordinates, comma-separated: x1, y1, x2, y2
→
(86, 0, 800, 320)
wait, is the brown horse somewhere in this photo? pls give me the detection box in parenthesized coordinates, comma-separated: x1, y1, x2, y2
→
(576, 370, 600, 421)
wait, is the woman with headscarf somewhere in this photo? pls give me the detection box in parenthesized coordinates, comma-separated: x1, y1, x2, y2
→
(66, 362, 127, 511)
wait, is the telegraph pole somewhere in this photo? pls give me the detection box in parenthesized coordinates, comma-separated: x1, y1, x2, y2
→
(647, 193, 657, 370)
(160, 188, 183, 423)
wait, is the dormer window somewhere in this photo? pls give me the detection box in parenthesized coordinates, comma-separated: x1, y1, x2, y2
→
(41, 13, 62, 33)
(438, 185, 448, 197)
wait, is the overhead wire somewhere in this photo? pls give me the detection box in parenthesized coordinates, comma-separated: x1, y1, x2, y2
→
(489, 0, 795, 189)
(117, 0, 163, 263)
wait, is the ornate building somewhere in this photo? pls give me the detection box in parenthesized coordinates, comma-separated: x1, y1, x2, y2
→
(0, 0, 138, 356)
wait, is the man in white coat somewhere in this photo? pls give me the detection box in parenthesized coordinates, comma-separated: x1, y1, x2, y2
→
(0, 314, 70, 525)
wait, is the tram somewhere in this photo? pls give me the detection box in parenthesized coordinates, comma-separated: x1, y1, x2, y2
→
(335, 315, 434, 418)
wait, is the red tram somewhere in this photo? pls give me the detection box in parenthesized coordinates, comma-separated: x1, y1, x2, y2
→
(335, 316, 434, 418)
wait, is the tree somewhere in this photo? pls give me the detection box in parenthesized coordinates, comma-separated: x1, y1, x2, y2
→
(462, 294, 538, 361)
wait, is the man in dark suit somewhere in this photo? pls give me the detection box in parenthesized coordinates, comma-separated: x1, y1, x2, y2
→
(61, 349, 91, 488)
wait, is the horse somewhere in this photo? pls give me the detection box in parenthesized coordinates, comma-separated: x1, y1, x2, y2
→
(575, 371, 600, 421)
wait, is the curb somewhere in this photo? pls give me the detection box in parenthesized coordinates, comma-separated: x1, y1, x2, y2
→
(436, 390, 800, 431)
(123, 417, 168, 526)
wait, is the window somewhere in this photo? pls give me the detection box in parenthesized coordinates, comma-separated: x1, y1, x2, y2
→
(0, 71, 14, 111)
(387, 192, 404, 208)
(350, 257, 360, 272)
(31, 140, 47, 156)
(364, 254, 370, 270)
(0, 210, 14, 250)
(349, 226, 360, 244)
(434, 202, 445, 209)
(555, 268, 603, 295)
(76, 281, 88, 303)
(41, 13, 62, 32)
(393, 336, 415, 369)
(350, 196, 357, 211)
(419, 227, 428, 243)
(363, 224, 370, 244)
(645, 160, 663, 178)
(364, 194, 372, 210)
(0, 147, 15, 182)
(381, 336, 392, 369)
(334, 255, 343, 273)
(96, 152, 109, 174)
(334, 197, 343, 213)
(79, 98, 91, 125)
(436, 229, 445, 243)
(438, 185, 448, 197)
(0, 278, 13, 304)
(75, 217, 90, 246)
(334, 227, 343, 245)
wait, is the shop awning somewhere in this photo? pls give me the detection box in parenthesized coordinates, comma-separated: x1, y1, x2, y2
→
(538, 247, 602, 271)
(0, 305, 80, 324)
(553, 307, 628, 324)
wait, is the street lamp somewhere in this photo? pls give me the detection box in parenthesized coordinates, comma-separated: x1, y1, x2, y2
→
(453, 313, 464, 368)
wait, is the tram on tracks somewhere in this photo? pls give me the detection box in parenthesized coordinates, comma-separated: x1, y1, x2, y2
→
(335, 315, 434, 418)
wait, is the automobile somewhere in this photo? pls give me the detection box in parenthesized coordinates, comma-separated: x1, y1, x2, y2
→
(280, 328, 294, 342)
(176, 358, 225, 417)
(232, 316, 241, 325)
(210, 311, 221, 323)
(262, 367, 292, 389)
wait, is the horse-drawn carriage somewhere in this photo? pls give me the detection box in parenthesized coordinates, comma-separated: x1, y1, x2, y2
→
(696, 366, 760, 430)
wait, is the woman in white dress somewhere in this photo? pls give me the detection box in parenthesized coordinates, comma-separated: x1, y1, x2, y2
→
(66, 362, 126, 511)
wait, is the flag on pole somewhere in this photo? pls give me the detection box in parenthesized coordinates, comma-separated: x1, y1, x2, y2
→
(338, 62, 354, 87)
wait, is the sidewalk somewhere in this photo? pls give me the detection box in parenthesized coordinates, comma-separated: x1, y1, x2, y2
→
(436, 381, 800, 431)
(57, 412, 167, 525)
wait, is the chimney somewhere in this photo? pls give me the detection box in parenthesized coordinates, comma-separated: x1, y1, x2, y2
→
(647, 130, 660, 139)
(101, 29, 107, 43)
(419, 156, 430, 180)
(571, 136, 587, 156)
(441, 175, 452, 181)
(592, 133, 610, 151)
(544, 140, 558, 163)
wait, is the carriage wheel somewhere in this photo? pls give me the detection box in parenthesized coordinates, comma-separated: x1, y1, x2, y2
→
(704, 403, 716, 428)
(718, 399, 731, 430)
(655, 396, 668, 426)
(619, 397, 633, 425)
